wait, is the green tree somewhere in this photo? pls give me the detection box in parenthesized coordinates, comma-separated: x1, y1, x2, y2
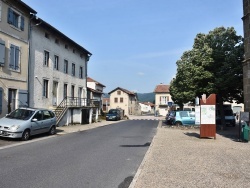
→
(170, 27, 244, 128)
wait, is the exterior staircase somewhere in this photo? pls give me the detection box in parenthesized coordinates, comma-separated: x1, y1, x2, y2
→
(54, 97, 100, 126)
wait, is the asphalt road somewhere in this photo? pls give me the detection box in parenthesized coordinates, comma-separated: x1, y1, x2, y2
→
(0, 120, 158, 188)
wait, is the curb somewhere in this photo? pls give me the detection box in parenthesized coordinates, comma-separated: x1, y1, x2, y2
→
(128, 120, 162, 188)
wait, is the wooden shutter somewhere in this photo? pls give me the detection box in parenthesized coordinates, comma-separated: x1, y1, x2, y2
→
(7, 8, 13, 24)
(0, 39, 5, 66)
(18, 90, 28, 107)
(20, 16, 24, 30)
(15, 46, 20, 69)
(10, 44, 15, 68)
(0, 87, 2, 114)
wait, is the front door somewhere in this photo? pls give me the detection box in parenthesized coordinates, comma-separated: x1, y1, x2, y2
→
(8, 89, 16, 113)
(52, 81, 58, 106)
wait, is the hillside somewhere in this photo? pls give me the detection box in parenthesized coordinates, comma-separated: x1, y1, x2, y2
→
(103, 93, 155, 103)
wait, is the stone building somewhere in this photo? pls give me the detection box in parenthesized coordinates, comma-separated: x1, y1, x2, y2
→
(243, 0, 250, 111)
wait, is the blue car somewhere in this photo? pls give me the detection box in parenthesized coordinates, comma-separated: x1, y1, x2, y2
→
(166, 111, 195, 126)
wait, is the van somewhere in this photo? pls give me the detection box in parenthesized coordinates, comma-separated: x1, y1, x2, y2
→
(216, 105, 236, 127)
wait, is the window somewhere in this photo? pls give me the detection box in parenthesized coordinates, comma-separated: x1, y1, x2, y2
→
(71, 85, 75, 97)
(160, 96, 168, 105)
(44, 50, 49, 67)
(73, 49, 75, 53)
(8, 8, 24, 30)
(114, 98, 118, 103)
(54, 55, 59, 70)
(55, 39, 59, 44)
(72, 63, 75, 76)
(9, 44, 20, 70)
(117, 91, 121, 95)
(79, 66, 83, 79)
(64, 59, 68, 73)
(43, 79, 49, 98)
(45, 33, 49, 39)
(65, 44, 68, 49)
(63, 84, 67, 98)
(120, 97, 123, 103)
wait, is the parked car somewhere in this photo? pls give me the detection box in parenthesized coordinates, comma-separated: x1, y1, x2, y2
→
(106, 109, 122, 121)
(166, 111, 195, 126)
(0, 108, 57, 141)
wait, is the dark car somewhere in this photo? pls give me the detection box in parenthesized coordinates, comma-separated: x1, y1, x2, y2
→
(106, 109, 122, 121)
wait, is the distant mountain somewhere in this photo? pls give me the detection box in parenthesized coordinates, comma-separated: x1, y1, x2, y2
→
(137, 93, 155, 103)
(102, 92, 155, 103)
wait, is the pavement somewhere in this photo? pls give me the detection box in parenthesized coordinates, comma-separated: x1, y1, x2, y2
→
(56, 116, 250, 188)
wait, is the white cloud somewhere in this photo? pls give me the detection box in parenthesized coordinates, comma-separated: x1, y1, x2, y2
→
(137, 72, 145, 76)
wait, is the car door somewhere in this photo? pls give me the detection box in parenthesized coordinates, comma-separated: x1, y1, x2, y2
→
(179, 111, 195, 125)
(30, 110, 44, 135)
(41, 110, 55, 133)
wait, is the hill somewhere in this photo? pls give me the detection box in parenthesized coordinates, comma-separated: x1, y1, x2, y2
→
(137, 93, 155, 103)
(103, 92, 155, 103)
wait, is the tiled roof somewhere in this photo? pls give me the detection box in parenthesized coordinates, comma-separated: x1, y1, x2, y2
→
(87, 77, 106, 87)
(154, 84, 170, 93)
(108, 87, 135, 95)
(87, 87, 103, 94)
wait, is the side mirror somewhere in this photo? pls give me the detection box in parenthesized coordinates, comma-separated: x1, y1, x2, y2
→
(32, 118, 38, 122)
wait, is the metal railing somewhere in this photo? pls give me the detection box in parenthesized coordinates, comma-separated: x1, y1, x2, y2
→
(54, 97, 100, 125)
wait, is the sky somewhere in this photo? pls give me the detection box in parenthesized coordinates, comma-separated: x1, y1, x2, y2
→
(22, 0, 243, 93)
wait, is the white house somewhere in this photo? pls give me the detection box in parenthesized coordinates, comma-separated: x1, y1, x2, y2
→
(28, 17, 98, 126)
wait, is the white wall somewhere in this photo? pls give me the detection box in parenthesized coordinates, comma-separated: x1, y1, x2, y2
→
(29, 26, 88, 109)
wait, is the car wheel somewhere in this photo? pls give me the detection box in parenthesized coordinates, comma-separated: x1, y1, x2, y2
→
(175, 121, 182, 126)
(49, 125, 56, 135)
(21, 130, 30, 141)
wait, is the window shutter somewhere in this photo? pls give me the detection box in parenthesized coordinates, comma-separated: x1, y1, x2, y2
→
(0, 87, 2, 114)
(20, 16, 24, 31)
(18, 90, 28, 107)
(15, 46, 20, 69)
(0, 40, 5, 66)
(10, 44, 15, 68)
(8, 8, 13, 24)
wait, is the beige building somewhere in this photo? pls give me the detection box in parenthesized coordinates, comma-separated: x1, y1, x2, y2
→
(154, 84, 173, 116)
(108, 87, 139, 116)
(0, 0, 36, 117)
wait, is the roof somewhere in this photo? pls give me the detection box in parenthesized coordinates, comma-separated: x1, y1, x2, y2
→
(87, 77, 106, 87)
(87, 87, 103, 94)
(19, 0, 37, 14)
(108, 87, 136, 96)
(154, 84, 170, 93)
(32, 17, 92, 56)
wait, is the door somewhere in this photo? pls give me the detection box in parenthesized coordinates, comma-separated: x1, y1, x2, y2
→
(78, 87, 82, 106)
(31, 110, 44, 135)
(52, 81, 58, 106)
(8, 89, 16, 113)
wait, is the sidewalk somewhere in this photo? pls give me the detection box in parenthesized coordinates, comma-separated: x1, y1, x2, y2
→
(130, 122, 250, 188)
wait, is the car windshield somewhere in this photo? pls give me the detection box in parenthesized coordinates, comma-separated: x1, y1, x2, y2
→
(109, 110, 118, 114)
(6, 109, 35, 120)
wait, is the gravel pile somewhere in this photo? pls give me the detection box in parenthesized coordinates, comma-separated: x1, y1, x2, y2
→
(132, 124, 250, 188)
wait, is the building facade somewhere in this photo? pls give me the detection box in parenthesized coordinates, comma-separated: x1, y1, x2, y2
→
(154, 84, 173, 116)
(0, 0, 36, 118)
(108, 87, 139, 116)
(243, 0, 250, 112)
(28, 17, 91, 110)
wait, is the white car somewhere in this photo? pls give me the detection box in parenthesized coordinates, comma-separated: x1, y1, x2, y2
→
(0, 108, 57, 141)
